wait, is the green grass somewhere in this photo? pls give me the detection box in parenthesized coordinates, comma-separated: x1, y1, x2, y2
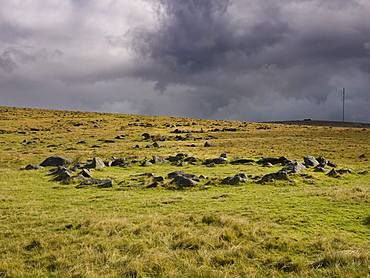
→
(0, 106, 369, 277)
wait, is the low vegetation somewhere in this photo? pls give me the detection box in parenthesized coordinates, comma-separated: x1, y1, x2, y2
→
(0, 106, 369, 277)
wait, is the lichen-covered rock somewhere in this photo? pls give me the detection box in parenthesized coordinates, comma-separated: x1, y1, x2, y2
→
(90, 157, 105, 169)
(285, 161, 306, 174)
(304, 156, 319, 167)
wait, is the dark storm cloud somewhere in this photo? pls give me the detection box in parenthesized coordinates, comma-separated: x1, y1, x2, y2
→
(1, 0, 370, 122)
(125, 0, 370, 121)
(132, 0, 290, 75)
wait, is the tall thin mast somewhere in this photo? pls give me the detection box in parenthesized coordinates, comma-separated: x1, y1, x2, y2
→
(342, 87, 345, 122)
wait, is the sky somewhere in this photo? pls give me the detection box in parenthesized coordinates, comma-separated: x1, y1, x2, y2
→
(1, 0, 370, 122)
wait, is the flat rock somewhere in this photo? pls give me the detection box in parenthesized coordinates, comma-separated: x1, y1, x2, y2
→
(204, 157, 228, 165)
(77, 179, 113, 188)
(25, 164, 43, 170)
(260, 170, 289, 182)
(257, 157, 290, 165)
(230, 159, 255, 165)
(40, 156, 73, 167)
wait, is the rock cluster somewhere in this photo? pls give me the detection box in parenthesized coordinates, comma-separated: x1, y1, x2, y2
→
(26, 153, 352, 188)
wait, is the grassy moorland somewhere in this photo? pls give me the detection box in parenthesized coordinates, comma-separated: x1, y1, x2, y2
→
(0, 106, 369, 278)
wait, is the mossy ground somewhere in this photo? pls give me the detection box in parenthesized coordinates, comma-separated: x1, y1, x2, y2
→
(0, 107, 369, 277)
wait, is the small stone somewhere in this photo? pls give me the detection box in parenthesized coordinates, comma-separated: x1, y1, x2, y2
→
(81, 169, 93, 177)
(327, 169, 339, 177)
(25, 164, 43, 170)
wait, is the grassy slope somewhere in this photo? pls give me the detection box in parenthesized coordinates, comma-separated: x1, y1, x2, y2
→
(0, 106, 369, 277)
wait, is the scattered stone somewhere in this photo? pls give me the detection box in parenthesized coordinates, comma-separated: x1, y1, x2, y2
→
(47, 144, 57, 148)
(40, 156, 73, 167)
(167, 156, 182, 162)
(120, 162, 133, 167)
(220, 153, 227, 158)
(260, 170, 289, 183)
(54, 167, 73, 181)
(313, 166, 329, 172)
(81, 169, 93, 178)
(57, 171, 73, 181)
(173, 175, 198, 187)
(77, 179, 113, 188)
(221, 174, 248, 185)
(359, 154, 366, 158)
(204, 157, 228, 165)
(90, 157, 105, 169)
(115, 135, 127, 139)
(146, 182, 158, 188)
(110, 158, 124, 166)
(104, 140, 116, 143)
(327, 169, 339, 177)
(25, 164, 43, 170)
(167, 171, 198, 180)
(91, 145, 101, 148)
(77, 141, 87, 144)
(358, 170, 369, 175)
(199, 175, 208, 179)
(230, 159, 255, 165)
(142, 133, 151, 140)
(118, 183, 142, 188)
(327, 161, 338, 168)
(285, 161, 306, 174)
(257, 157, 290, 165)
(152, 142, 159, 148)
(141, 160, 153, 166)
(153, 176, 165, 182)
(286, 180, 297, 183)
(131, 173, 155, 177)
(151, 156, 168, 164)
(338, 168, 352, 174)
(263, 162, 273, 167)
(304, 156, 319, 167)
(204, 141, 213, 147)
(184, 157, 202, 162)
(211, 194, 230, 199)
(4, 148, 13, 151)
(316, 157, 328, 166)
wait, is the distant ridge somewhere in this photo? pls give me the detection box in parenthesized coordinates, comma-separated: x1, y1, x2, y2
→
(265, 120, 370, 128)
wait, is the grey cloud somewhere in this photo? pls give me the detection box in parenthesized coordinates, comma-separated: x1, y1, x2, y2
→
(1, 0, 370, 123)
(132, 0, 290, 76)
(0, 51, 17, 73)
(123, 0, 370, 122)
